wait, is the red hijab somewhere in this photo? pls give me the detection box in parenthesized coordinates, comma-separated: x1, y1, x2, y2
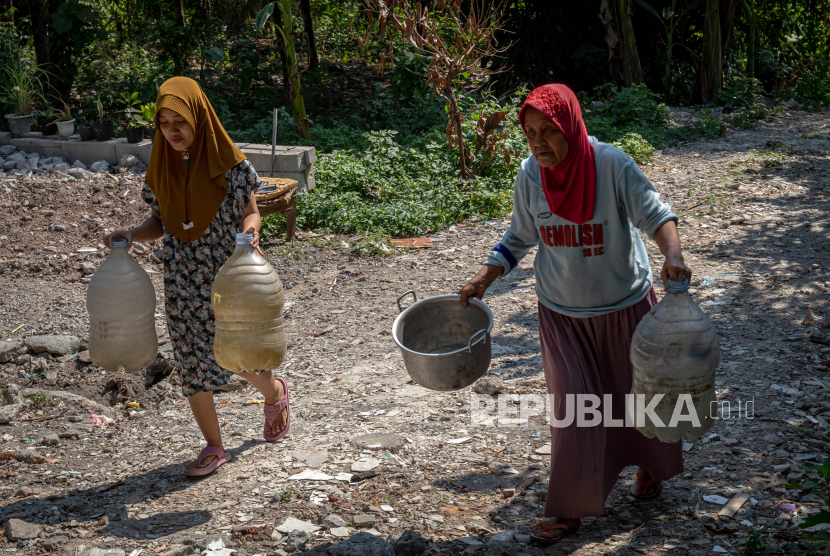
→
(518, 84, 597, 225)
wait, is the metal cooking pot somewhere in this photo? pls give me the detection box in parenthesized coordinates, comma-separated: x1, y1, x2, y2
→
(392, 291, 493, 391)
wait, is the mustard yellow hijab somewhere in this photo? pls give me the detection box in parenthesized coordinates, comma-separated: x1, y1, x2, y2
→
(146, 77, 247, 243)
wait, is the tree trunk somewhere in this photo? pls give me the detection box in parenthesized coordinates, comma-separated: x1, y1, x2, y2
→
(29, 0, 50, 71)
(611, 0, 644, 86)
(279, 0, 310, 140)
(693, 0, 722, 103)
(719, 0, 739, 53)
(746, 8, 756, 79)
(4, 0, 12, 23)
(174, 0, 184, 26)
(299, 0, 318, 69)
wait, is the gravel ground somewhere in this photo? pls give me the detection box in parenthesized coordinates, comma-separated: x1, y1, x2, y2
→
(1, 108, 830, 556)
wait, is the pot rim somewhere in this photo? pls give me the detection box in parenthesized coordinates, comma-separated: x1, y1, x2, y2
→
(5, 113, 33, 119)
(392, 294, 493, 357)
(57, 119, 76, 125)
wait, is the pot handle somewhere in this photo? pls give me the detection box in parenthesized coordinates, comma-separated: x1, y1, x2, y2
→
(396, 290, 417, 313)
(467, 329, 488, 353)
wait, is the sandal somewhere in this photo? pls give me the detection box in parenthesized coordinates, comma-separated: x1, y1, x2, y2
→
(630, 469, 663, 499)
(184, 446, 232, 477)
(529, 520, 579, 545)
(264, 376, 290, 441)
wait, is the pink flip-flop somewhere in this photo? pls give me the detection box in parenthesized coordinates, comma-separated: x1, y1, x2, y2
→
(184, 446, 232, 477)
(264, 376, 290, 441)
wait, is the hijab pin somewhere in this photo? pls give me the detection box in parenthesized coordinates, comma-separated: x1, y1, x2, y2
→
(182, 148, 190, 166)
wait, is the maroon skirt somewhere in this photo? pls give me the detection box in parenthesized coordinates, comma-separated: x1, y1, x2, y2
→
(539, 289, 683, 518)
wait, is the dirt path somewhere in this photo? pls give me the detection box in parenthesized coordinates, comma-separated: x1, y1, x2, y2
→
(1, 108, 829, 556)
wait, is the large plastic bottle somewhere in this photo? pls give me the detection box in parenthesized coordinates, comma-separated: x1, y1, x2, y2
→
(86, 238, 158, 372)
(629, 279, 719, 442)
(212, 232, 286, 372)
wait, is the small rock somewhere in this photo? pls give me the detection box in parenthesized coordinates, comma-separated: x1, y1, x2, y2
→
(43, 535, 68, 551)
(77, 350, 92, 364)
(71, 160, 87, 169)
(328, 532, 394, 556)
(119, 154, 141, 167)
(351, 457, 382, 472)
(275, 516, 321, 535)
(193, 534, 234, 551)
(42, 434, 60, 446)
(0, 145, 16, 155)
(284, 530, 309, 552)
(0, 340, 26, 363)
(534, 444, 551, 455)
(3, 384, 21, 404)
(82, 549, 126, 556)
(330, 527, 350, 538)
(486, 531, 515, 547)
(763, 434, 784, 445)
(392, 530, 428, 556)
(353, 514, 376, 526)
(5, 518, 41, 541)
(722, 437, 739, 447)
(473, 376, 504, 396)
(322, 514, 347, 528)
(514, 533, 531, 544)
(215, 374, 249, 393)
(90, 160, 109, 173)
(353, 433, 406, 453)
(0, 403, 22, 424)
(24, 334, 81, 355)
(53, 162, 69, 173)
(501, 488, 515, 498)
(16, 448, 43, 463)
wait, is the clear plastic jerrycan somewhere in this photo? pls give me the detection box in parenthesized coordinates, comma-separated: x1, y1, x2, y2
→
(629, 279, 719, 443)
(86, 238, 158, 372)
(212, 232, 286, 372)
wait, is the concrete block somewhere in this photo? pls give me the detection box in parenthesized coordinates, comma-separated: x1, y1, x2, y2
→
(9, 138, 64, 159)
(114, 140, 153, 165)
(62, 139, 118, 167)
(0, 131, 11, 146)
(243, 145, 314, 172)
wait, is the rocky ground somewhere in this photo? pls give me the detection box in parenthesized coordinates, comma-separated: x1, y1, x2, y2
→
(1, 107, 830, 556)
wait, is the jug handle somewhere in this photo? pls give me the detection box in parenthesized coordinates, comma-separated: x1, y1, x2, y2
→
(396, 290, 417, 313)
(468, 329, 487, 353)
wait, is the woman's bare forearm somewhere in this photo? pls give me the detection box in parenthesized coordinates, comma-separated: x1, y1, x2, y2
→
(131, 212, 165, 242)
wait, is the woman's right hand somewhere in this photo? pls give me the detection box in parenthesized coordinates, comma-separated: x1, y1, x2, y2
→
(103, 229, 135, 249)
(458, 264, 504, 309)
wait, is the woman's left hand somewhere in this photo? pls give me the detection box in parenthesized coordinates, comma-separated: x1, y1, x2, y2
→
(244, 226, 264, 256)
(661, 254, 692, 289)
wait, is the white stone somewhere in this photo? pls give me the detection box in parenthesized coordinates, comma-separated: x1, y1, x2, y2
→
(119, 154, 141, 167)
(351, 458, 381, 472)
(71, 160, 87, 169)
(275, 517, 321, 535)
(90, 160, 109, 172)
(288, 469, 334, 481)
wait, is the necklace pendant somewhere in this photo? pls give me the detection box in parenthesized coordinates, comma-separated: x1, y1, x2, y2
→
(184, 160, 189, 165)
(182, 149, 190, 165)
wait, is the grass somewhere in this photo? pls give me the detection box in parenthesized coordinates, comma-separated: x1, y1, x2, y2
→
(24, 390, 54, 407)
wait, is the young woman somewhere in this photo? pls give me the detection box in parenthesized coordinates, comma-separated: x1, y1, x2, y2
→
(459, 84, 691, 544)
(104, 77, 290, 477)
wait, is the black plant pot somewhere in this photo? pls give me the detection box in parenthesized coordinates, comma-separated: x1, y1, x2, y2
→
(40, 122, 59, 136)
(146, 127, 157, 142)
(126, 127, 144, 144)
(93, 120, 114, 141)
(78, 124, 95, 141)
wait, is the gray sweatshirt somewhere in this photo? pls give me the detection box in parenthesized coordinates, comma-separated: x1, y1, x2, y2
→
(486, 138, 677, 318)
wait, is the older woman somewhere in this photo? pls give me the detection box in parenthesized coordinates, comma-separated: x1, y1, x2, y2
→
(459, 84, 691, 544)
(105, 77, 290, 477)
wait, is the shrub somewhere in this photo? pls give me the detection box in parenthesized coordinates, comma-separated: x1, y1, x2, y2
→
(610, 133, 655, 164)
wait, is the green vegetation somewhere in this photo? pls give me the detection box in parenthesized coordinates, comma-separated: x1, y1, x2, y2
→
(1, 0, 829, 240)
(24, 390, 55, 407)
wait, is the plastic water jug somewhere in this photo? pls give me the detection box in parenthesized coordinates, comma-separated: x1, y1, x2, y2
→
(629, 279, 719, 442)
(212, 232, 286, 372)
(86, 238, 158, 372)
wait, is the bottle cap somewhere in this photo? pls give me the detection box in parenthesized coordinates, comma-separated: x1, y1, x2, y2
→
(667, 278, 690, 293)
(111, 238, 128, 249)
(236, 233, 253, 245)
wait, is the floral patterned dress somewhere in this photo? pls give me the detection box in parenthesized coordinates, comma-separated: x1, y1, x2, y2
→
(142, 159, 261, 397)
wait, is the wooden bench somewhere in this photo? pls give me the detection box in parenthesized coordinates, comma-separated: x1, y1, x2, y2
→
(255, 177, 298, 240)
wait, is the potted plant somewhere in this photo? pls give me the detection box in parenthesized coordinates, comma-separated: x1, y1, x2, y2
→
(78, 120, 95, 141)
(53, 100, 76, 137)
(36, 107, 58, 135)
(118, 91, 148, 143)
(2, 61, 48, 137)
(141, 102, 157, 141)
(92, 95, 114, 141)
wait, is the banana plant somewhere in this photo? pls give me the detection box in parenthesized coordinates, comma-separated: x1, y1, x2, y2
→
(254, 0, 311, 141)
(634, 0, 702, 103)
